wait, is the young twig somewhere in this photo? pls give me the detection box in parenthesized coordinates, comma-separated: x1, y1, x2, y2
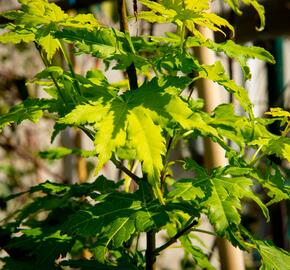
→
(154, 220, 198, 255)
(78, 126, 142, 186)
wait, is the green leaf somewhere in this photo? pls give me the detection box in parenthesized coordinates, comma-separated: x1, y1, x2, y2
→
(0, 30, 35, 44)
(211, 105, 276, 149)
(265, 108, 290, 135)
(4, 228, 73, 270)
(135, 11, 169, 23)
(0, 0, 100, 65)
(184, 0, 210, 11)
(155, 50, 202, 74)
(19, 0, 68, 25)
(51, 123, 67, 143)
(168, 179, 205, 200)
(34, 66, 64, 80)
(5, 176, 122, 221)
(66, 98, 165, 201)
(59, 77, 202, 199)
(251, 164, 290, 206)
(39, 147, 72, 160)
(224, 0, 265, 31)
(198, 62, 253, 117)
(59, 13, 99, 30)
(0, 0, 100, 64)
(38, 34, 60, 62)
(183, 159, 269, 234)
(110, 53, 149, 72)
(0, 10, 23, 20)
(1, 177, 124, 269)
(187, 38, 275, 80)
(139, 0, 234, 35)
(180, 235, 215, 270)
(39, 147, 97, 160)
(55, 27, 128, 59)
(5, 175, 120, 201)
(139, 0, 176, 20)
(210, 104, 247, 147)
(126, 108, 166, 190)
(33, 176, 121, 197)
(0, 99, 53, 130)
(255, 240, 290, 270)
(185, 12, 234, 36)
(208, 40, 274, 79)
(62, 192, 169, 260)
(15, 0, 99, 32)
(265, 107, 290, 118)
(266, 137, 290, 162)
(251, 137, 290, 163)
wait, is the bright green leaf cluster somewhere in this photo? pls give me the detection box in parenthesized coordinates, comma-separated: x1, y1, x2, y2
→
(172, 159, 269, 235)
(0, 0, 99, 61)
(0, 0, 289, 269)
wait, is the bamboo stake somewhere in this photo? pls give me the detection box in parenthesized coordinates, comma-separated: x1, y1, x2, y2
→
(75, 130, 88, 183)
(194, 26, 245, 270)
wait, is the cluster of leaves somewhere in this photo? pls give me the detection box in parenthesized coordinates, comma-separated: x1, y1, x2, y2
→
(0, 0, 289, 269)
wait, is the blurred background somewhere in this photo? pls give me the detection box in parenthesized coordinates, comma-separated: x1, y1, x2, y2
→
(0, 0, 289, 269)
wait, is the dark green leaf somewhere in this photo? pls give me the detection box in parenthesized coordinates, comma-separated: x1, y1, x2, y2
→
(4, 229, 73, 270)
(62, 192, 169, 260)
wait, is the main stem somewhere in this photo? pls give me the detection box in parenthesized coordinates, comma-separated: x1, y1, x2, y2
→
(146, 230, 156, 270)
(117, 2, 152, 269)
(117, 0, 138, 90)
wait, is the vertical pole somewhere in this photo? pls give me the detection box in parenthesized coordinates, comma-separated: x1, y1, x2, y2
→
(194, 26, 245, 270)
(75, 130, 88, 183)
(61, 128, 75, 184)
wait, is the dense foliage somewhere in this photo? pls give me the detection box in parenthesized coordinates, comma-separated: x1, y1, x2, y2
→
(0, 0, 289, 269)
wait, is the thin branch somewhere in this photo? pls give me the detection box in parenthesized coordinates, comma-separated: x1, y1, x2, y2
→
(180, 21, 186, 52)
(160, 132, 180, 186)
(154, 220, 198, 255)
(160, 136, 174, 185)
(111, 155, 142, 185)
(208, 237, 218, 261)
(34, 43, 66, 103)
(78, 126, 142, 185)
(34, 43, 66, 101)
(124, 160, 139, 192)
(60, 40, 81, 96)
(78, 126, 95, 141)
(191, 228, 217, 237)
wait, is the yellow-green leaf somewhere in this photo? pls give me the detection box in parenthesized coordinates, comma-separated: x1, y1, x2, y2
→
(0, 30, 35, 44)
(38, 34, 60, 62)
